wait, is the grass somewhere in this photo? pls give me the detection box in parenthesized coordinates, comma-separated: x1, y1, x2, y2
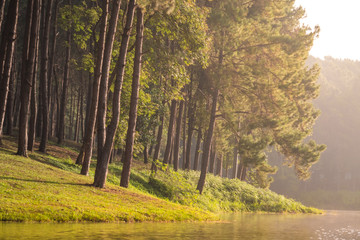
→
(0, 135, 321, 223)
(0, 136, 216, 222)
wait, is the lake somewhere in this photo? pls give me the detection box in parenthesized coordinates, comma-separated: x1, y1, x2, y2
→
(1, 211, 360, 239)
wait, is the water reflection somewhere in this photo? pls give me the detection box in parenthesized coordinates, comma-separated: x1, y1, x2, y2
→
(1, 211, 360, 239)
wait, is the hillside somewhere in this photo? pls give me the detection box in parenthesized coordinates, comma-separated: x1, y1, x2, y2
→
(0, 135, 320, 222)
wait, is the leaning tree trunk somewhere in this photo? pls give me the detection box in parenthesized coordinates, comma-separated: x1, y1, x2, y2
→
(119, 6, 144, 188)
(0, 0, 5, 32)
(17, 0, 41, 156)
(197, 89, 219, 194)
(39, 0, 53, 152)
(0, 0, 19, 145)
(173, 100, 184, 171)
(93, 0, 135, 188)
(78, 1, 109, 170)
(162, 99, 177, 165)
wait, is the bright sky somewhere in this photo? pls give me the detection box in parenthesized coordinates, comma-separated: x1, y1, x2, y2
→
(295, 0, 360, 60)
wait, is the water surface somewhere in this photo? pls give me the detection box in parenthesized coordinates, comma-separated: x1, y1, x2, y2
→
(1, 210, 360, 239)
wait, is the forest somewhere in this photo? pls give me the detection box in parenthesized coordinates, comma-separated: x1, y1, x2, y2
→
(0, 0, 326, 195)
(270, 56, 360, 210)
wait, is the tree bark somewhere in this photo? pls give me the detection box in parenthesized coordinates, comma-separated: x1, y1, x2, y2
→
(173, 100, 184, 171)
(38, 0, 53, 152)
(197, 89, 218, 194)
(17, 0, 41, 156)
(48, 0, 59, 138)
(13, 62, 21, 128)
(216, 154, 223, 177)
(120, 6, 144, 188)
(93, 0, 135, 187)
(74, 85, 81, 142)
(97, 0, 122, 158)
(237, 156, 243, 179)
(0, 0, 19, 145)
(209, 141, 216, 174)
(143, 145, 148, 164)
(232, 145, 238, 179)
(79, 1, 109, 172)
(152, 113, 164, 172)
(57, 27, 71, 144)
(193, 128, 202, 170)
(28, 55, 38, 151)
(186, 93, 196, 170)
(163, 99, 177, 165)
(182, 98, 187, 170)
(5, 59, 15, 135)
(0, 0, 5, 32)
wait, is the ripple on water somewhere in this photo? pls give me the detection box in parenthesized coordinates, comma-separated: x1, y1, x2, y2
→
(315, 226, 360, 240)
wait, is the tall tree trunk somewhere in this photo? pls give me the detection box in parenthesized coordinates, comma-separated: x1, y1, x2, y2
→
(93, 0, 134, 187)
(209, 141, 216, 174)
(186, 93, 196, 170)
(13, 62, 21, 128)
(197, 89, 218, 194)
(74, 85, 81, 142)
(81, 0, 122, 176)
(57, 0, 71, 144)
(119, 6, 144, 188)
(54, 67, 60, 137)
(232, 145, 238, 179)
(48, 0, 59, 138)
(193, 129, 202, 170)
(17, 0, 41, 156)
(38, 0, 53, 152)
(162, 99, 177, 165)
(152, 113, 164, 172)
(0, 0, 5, 32)
(237, 156, 243, 179)
(173, 100, 184, 171)
(79, 81, 84, 140)
(78, 1, 109, 171)
(0, 0, 19, 145)
(96, 0, 122, 158)
(182, 98, 187, 169)
(28, 56, 38, 151)
(68, 86, 74, 139)
(216, 154, 223, 177)
(143, 145, 148, 164)
(5, 58, 15, 135)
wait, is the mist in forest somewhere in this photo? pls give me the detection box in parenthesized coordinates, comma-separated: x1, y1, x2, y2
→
(270, 56, 360, 210)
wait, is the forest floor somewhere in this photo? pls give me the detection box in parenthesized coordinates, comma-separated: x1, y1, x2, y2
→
(0, 135, 321, 222)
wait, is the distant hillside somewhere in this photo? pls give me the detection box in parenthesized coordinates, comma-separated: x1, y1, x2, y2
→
(270, 56, 360, 210)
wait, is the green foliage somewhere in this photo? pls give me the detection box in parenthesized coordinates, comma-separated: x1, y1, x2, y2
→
(59, 1, 100, 49)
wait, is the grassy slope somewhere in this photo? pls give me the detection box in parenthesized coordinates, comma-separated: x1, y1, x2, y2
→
(0, 137, 216, 222)
(0, 136, 321, 222)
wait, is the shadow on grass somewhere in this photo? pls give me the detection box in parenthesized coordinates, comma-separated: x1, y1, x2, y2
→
(0, 176, 92, 187)
(29, 152, 81, 173)
(0, 147, 16, 156)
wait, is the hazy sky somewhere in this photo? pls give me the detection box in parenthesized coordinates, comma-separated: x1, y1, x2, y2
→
(295, 0, 360, 60)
